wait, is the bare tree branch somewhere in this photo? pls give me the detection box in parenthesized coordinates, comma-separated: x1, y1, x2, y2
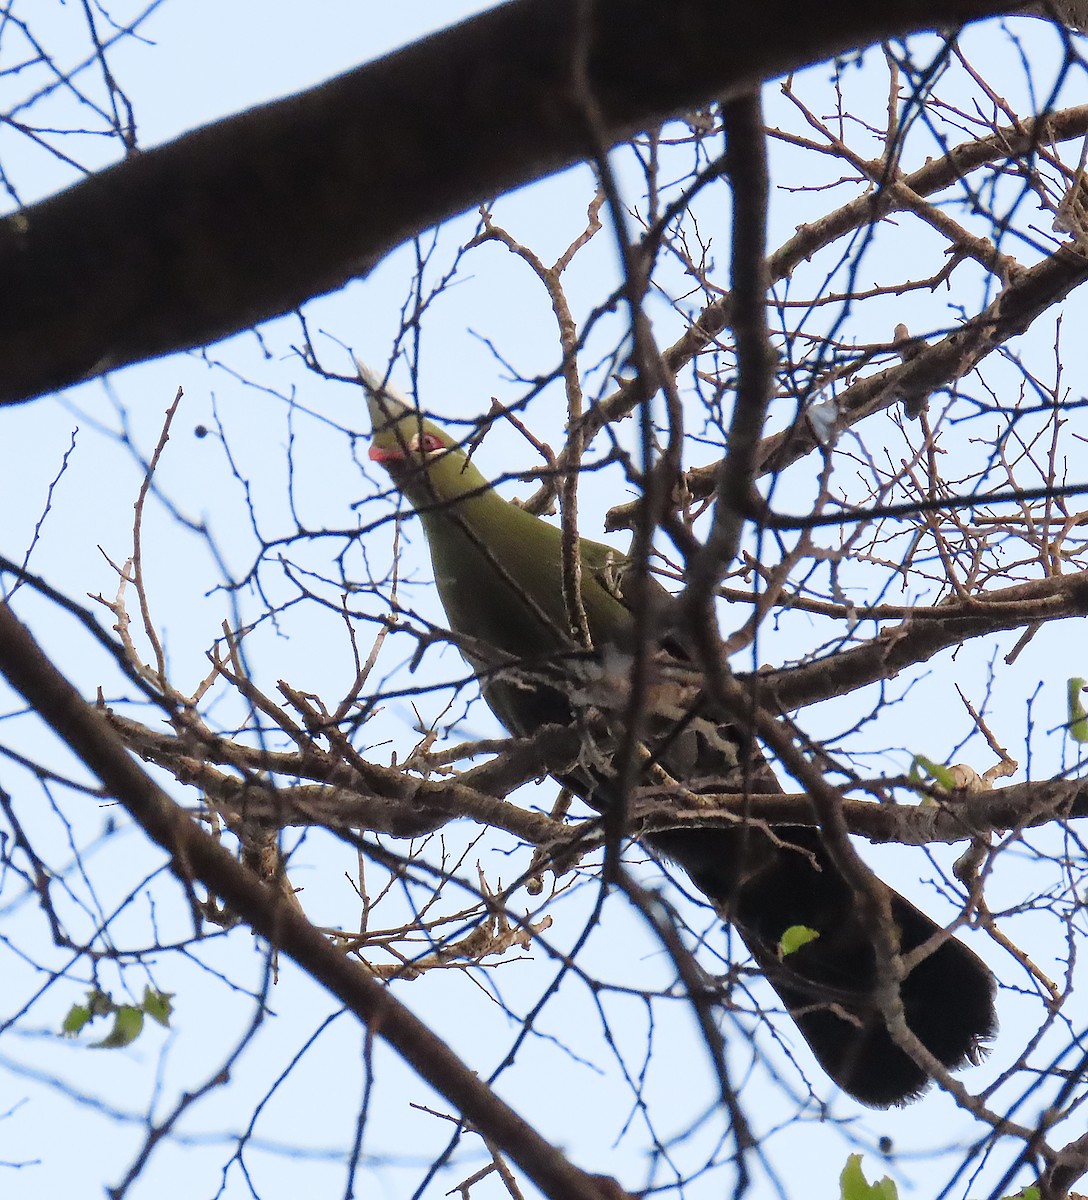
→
(0, 601, 622, 1200)
(0, 0, 1020, 406)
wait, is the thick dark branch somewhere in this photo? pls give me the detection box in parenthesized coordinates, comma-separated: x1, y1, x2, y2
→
(638, 776, 1088, 842)
(681, 92, 771, 612)
(0, 603, 612, 1200)
(758, 570, 1088, 710)
(212, 772, 1088, 847)
(108, 691, 1088, 848)
(0, 0, 1016, 405)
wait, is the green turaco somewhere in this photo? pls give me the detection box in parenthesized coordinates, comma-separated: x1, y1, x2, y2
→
(363, 366, 996, 1107)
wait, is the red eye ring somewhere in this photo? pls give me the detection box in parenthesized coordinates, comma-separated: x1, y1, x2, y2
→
(369, 430, 446, 463)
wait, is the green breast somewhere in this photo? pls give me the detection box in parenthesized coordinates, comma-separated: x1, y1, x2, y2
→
(420, 494, 635, 661)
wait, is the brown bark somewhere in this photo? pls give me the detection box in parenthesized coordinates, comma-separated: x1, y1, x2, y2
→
(0, 601, 615, 1200)
(0, 0, 1016, 406)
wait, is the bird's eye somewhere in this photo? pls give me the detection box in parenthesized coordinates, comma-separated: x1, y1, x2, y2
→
(409, 432, 445, 456)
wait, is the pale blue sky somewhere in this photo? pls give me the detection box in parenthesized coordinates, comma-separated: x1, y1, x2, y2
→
(2, 6, 1087, 1200)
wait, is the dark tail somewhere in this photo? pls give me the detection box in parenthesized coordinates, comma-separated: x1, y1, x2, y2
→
(648, 824, 996, 1107)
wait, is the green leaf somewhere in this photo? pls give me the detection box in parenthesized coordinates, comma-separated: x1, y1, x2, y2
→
(62, 1004, 92, 1036)
(778, 925, 820, 957)
(61, 988, 113, 1037)
(142, 988, 174, 1027)
(1010, 1188, 1040, 1200)
(94, 1006, 144, 1049)
(840, 1154, 898, 1200)
(1067, 678, 1088, 742)
(910, 755, 959, 795)
(62, 985, 171, 1046)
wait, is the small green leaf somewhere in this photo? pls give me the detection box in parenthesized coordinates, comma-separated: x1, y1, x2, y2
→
(62, 1004, 92, 1036)
(142, 988, 174, 1027)
(840, 1154, 898, 1200)
(62, 985, 171, 1046)
(1067, 678, 1088, 742)
(911, 755, 959, 795)
(94, 1006, 144, 1049)
(778, 925, 820, 957)
(1010, 1188, 1040, 1200)
(62, 988, 113, 1036)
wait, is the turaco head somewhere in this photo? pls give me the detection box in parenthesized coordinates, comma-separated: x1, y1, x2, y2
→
(360, 361, 490, 510)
